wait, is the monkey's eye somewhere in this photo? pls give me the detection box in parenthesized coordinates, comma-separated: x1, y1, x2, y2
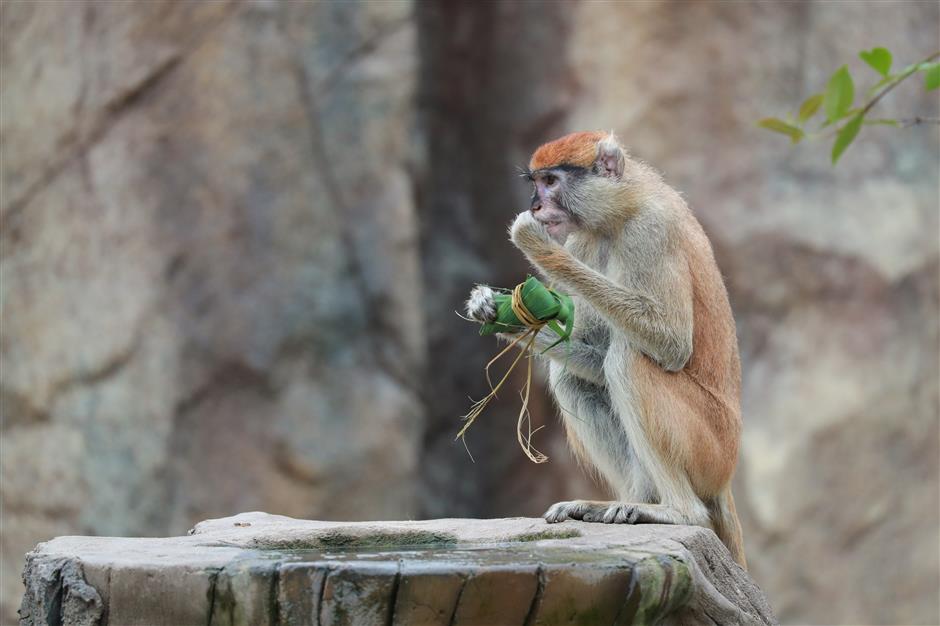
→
(543, 174, 557, 186)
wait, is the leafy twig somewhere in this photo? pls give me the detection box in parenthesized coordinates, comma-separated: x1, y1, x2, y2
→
(858, 51, 939, 119)
(759, 48, 940, 163)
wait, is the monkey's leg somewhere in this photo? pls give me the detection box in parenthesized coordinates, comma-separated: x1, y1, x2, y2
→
(552, 338, 712, 529)
(543, 346, 712, 528)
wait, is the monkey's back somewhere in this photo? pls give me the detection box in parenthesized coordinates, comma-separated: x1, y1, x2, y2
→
(631, 209, 742, 497)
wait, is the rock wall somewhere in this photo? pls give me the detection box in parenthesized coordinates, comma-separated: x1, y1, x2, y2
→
(1, 1, 427, 620)
(2, 1, 938, 624)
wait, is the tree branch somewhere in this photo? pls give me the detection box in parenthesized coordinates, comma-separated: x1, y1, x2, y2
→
(899, 116, 940, 127)
(864, 116, 940, 127)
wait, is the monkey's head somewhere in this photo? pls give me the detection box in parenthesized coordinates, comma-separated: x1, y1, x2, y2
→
(522, 130, 629, 242)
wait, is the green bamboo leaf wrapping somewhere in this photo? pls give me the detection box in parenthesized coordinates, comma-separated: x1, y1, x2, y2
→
(555, 291, 572, 323)
(477, 277, 573, 339)
(521, 276, 560, 318)
(477, 296, 516, 335)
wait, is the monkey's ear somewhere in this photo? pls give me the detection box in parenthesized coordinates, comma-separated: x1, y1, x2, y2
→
(595, 134, 625, 179)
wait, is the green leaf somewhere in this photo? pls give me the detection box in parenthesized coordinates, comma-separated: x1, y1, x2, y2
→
(824, 66, 855, 123)
(859, 47, 892, 77)
(757, 117, 805, 143)
(923, 62, 940, 90)
(798, 94, 824, 123)
(831, 115, 863, 164)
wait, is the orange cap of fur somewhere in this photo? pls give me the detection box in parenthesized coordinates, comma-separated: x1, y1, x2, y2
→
(529, 130, 608, 170)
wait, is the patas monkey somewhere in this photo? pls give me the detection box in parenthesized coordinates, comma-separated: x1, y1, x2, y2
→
(466, 131, 746, 568)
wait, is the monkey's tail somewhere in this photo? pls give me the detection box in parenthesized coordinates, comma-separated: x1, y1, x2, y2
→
(709, 488, 748, 570)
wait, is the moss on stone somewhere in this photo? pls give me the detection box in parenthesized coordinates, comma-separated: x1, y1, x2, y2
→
(251, 530, 458, 550)
(319, 530, 458, 549)
(626, 554, 694, 624)
(511, 528, 582, 542)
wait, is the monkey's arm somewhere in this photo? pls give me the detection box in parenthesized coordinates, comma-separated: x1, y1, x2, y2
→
(499, 329, 607, 386)
(510, 213, 692, 372)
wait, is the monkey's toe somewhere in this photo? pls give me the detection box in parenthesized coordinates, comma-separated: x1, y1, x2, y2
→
(601, 503, 640, 524)
(543, 501, 570, 523)
(545, 501, 643, 525)
(582, 502, 633, 523)
(544, 500, 628, 524)
(543, 500, 586, 523)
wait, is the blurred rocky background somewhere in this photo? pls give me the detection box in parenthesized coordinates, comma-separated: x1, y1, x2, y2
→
(1, 1, 937, 624)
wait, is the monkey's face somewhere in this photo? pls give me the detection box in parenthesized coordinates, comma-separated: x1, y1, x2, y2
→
(523, 167, 582, 243)
(525, 131, 631, 239)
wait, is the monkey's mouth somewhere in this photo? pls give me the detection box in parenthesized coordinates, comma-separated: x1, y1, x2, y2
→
(534, 210, 573, 230)
(535, 213, 573, 240)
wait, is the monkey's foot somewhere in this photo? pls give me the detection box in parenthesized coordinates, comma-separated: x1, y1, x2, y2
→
(543, 500, 683, 525)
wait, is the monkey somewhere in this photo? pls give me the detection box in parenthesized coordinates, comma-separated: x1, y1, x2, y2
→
(465, 131, 747, 569)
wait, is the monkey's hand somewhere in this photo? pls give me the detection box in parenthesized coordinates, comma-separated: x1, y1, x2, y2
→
(465, 284, 498, 323)
(509, 211, 561, 259)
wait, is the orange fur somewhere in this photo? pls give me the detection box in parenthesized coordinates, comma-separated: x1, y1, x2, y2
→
(561, 419, 593, 472)
(711, 489, 747, 568)
(538, 248, 578, 275)
(530, 131, 607, 170)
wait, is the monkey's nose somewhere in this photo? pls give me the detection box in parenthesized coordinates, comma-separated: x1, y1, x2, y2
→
(530, 198, 542, 212)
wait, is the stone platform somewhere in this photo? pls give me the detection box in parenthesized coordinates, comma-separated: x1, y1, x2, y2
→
(20, 512, 776, 625)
